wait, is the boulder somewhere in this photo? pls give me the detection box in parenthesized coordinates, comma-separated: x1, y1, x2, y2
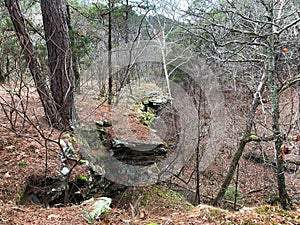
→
(111, 139, 167, 166)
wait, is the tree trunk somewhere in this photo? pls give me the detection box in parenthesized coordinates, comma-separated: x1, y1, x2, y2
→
(40, 0, 76, 129)
(213, 73, 267, 206)
(298, 63, 300, 155)
(5, 0, 61, 127)
(0, 61, 5, 83)
(267, 8, 288, 208)
(124, 0, 129, 43)
(108, 0, 113, 104)
(66, 3, 81, 93)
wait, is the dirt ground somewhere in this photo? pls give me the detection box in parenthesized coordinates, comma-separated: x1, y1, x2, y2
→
(1, 82, 300, 224)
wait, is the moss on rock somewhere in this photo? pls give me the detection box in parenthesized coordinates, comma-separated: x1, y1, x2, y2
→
(116, 185, 194, 216)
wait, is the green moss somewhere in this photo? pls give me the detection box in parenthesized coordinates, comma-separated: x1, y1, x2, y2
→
(195, 205, 229, 221)
(255, 205, 300, 223)
(224, 185, 243, 204)
(143, 110, 156, 125)
(256, 205, 291, 217)
(203, 170, 214, 179)
(134, 102, 156, 126)
(264, 189, 279, 205)
(77, 175, 88, 183)
(79, 159, 86, 165)
(140, 185, 194, 212)
(18, 162, 27, 167)
(118, 185, 193, 216)
(0, 163, 6, 169)
(248, 134, 261, 142)
(207, 208, 227, 218)
(172, 76, 183, 83)
(70, 134, 77, 143)
(16, 190, 24, 204)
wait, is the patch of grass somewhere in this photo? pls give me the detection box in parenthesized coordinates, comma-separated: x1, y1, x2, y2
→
(264, 189, 279, 205)
(202, 170, 214, 179)
(18, 162, 27, 168)
(255, 205, 300, 224)
(224, 185, 243, 204)
(0, 163, 6, 169)
(16, 190, 25, 204)
(256, 205, 294, 217)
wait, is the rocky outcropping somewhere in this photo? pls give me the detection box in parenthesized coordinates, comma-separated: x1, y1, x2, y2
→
(111, 139, 167, 166)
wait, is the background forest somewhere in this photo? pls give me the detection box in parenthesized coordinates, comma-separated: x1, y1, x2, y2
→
(0, 0, 300, 224)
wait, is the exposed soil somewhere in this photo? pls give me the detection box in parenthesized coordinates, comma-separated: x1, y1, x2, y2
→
(1, 80, 300, 224)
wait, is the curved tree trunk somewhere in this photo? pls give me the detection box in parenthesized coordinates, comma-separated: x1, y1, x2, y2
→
(5, 0, 61, 127)
(213, 73, 267, 206)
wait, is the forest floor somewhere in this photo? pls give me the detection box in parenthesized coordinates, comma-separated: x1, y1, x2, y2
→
(1, 82, 300, 224)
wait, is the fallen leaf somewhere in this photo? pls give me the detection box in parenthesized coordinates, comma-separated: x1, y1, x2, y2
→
(101, 219, 109, 225)
(139, 209, 146, 219)
(47, 214, 60, 219)
(282, 47, 289, 53)
(4, 172, 11, 178)
(28, 125, 33, 131)
(5, 145, 15, 151)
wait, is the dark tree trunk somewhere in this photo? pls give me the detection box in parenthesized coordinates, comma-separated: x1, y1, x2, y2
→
(40, 0, 76, 129)
(124, 0, 129, 43)
(5, 0, 61, 127)
(107, 0, 113, 104)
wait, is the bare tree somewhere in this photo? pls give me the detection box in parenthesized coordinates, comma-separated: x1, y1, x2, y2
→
(186, 0, 300, 209)
(145, 0, 189, 97)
